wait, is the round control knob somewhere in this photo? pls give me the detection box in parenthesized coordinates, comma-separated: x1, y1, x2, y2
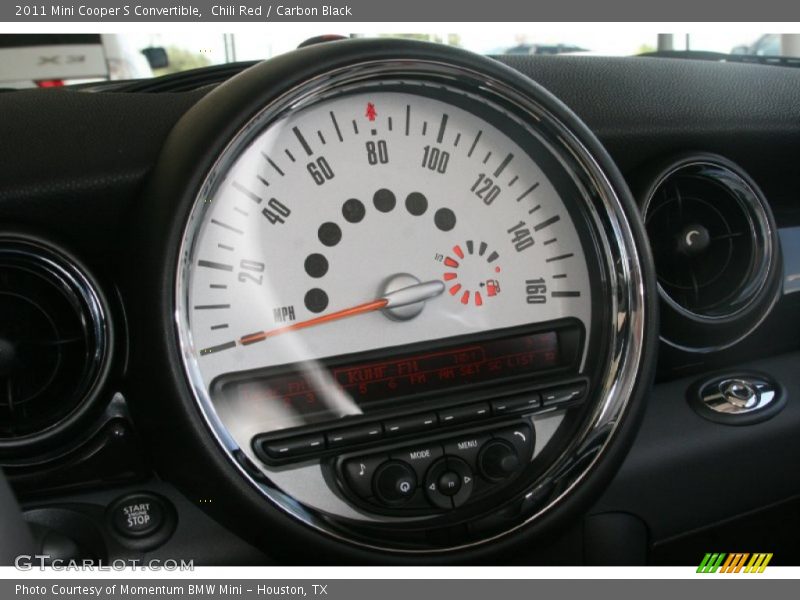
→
(373, 460, 417, 505)
(478, 440, 521, 482)
(437, 470, 462, 497)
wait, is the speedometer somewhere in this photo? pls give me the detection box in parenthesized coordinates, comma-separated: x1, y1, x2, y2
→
(184, 85, 594, 435)
(136, 39, 655, 556)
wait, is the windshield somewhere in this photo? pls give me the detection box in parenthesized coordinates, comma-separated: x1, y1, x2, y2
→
(1, 31, 798, 86)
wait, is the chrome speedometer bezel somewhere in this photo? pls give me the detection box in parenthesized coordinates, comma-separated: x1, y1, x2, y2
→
(144, 39, 657, 558)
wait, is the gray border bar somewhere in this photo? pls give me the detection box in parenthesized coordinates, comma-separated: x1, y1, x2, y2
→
(4, 579, 796, 600)
(2, 0, 800, 22)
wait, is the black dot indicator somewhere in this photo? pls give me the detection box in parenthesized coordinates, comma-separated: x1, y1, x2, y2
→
(405, 192, 428, 216)
(304, 253, 329, 278)
(342, 198, 366, 223)
(434, 208, 456, 231)
(304, 288, 329, 313)
(318, 222, 342, 247)
(373, 188, 396, 213)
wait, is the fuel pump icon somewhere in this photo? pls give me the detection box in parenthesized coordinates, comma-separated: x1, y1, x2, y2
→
(486, 279, 501, 297)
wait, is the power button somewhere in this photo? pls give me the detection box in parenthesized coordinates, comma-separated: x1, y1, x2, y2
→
(110, 493, 165, 538)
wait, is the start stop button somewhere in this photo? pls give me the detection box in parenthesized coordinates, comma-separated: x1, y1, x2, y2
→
(110, 493, 165, 538)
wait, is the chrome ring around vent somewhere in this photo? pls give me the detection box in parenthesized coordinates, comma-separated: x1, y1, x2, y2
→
(0, 234, 113, 458)
(639, 153, 782, 352)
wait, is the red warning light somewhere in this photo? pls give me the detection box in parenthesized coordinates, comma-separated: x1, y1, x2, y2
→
(366, 102, 378, 122)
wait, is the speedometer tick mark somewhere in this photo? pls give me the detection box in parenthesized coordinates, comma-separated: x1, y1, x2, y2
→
(494, 153, 514, 177)
(449, 284, 462, 295)
(437, 114, 449, 143)
(199, 260, 233, 272)
(330, 111, 344, 142)
(261, 153, 284, 176)
(543, 238, 557, 245)
(483, 151, 492, 164)
(405, 105, 410, 136)
(292, 126, 314, 156)
(487, 251, 499, 263)
(210, 324, 229, 330)
(195, 304, 230, 310)
(210, 219, 244, 235)
(232, 181, 263, 204)
(284, 148, 296, 162)
(553, 274, 567, 279)
(234, 207, 249, 217)
(466, 240, 474, 254)
(534, 215, 560, 231)
(422, 121, 428, 136)
(508, 175, 518, 186)
(546, 253, 574, 263)
(256, 176, 270, 188)
(468, 130, 482, 157)
(388, 116, 393, 131)
(552, 291, 581, 298)
(479, 242, 487, 256)
(371, 129, 377, 136)
(217, 243, 234, 252)
(529, 204, 541, 214)
(317, 131, 326, 145)
(209, 284, 227, 289)
(454, 133, 461, 147)
(352, 120, 359, 135)
(200, 341, 236, 355)
(516, 182, 540, 202)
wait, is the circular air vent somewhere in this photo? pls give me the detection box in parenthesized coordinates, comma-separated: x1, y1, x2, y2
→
(0, 236, 111, 455)
(640, 154, 782, 351)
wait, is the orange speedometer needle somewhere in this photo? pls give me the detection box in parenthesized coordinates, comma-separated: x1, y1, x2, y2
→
(239, 279, 445, 346)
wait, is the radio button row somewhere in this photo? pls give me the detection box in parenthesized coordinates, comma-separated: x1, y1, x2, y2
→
(492, 393, 541, 415)
(327, 423, 382, 448)
(438, 402, 491, 426)
(261, 434, 325, 459)
(542, 383, 586, 408)
(384, 413, 438, 436)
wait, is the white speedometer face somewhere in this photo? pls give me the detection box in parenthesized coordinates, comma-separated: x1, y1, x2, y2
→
(180, 84, 594, 436)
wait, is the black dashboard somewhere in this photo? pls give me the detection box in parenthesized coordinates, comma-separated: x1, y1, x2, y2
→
(1, 40, 799, 565)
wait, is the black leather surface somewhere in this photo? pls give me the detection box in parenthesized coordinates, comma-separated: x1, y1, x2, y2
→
(0, 88, 204, 256)
(0, 469, 33, 565)
(499, 55, 800, 173)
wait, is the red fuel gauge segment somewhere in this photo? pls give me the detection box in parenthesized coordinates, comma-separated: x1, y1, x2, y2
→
(443, 240, 502, 307)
